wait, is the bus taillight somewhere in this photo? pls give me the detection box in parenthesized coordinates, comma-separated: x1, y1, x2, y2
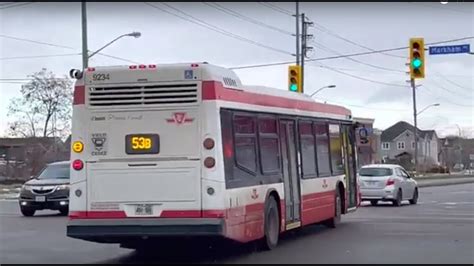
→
(204, 157, 215, 168)
(203, 138, 215, 150)
(72, 160, 84, 171)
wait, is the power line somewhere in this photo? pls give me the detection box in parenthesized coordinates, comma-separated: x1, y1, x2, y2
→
(432, 70, 472, 91)
(0, 34, 139, 64)
(144, 2, 293, 56)
(413, 3, 472, 15)
(95, 52, 140, 64)
(0, 2, 16, 6)
(230, 36, 474, 69)
(419, 86, 473, 108)
(257, 2, 293, 16)
(0, 2, 34, 10)
(316, 97, 409, 112)
(308, 63, 408, 88)
(0, 34, 75, 50)
(0, 53, 81, 60)
(312, 23, 406, 59)
(310, 41, 405, 73)
(427, 79, 472, 99)
(203, 2, 293, 36)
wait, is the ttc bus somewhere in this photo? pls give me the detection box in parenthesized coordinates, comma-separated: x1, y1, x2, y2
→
(67, 63, 360, 250)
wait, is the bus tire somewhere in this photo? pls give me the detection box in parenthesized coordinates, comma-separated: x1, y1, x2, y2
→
(260, 196, 280, 251)
(325, 189, 342, 228)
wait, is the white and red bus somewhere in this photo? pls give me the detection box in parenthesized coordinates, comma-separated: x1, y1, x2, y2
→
(67, 63, 360, 250)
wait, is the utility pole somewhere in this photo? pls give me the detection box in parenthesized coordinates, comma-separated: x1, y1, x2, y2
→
(301, 14, 313, 94)
(411, 78, 418, 174)
(301, 13, 305, 93)
(295, 2, 300, 66)
(81, 1, 88, 70)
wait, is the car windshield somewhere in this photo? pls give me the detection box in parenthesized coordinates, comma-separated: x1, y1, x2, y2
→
(36, 164, 70, 180)
(359, 167, 393, 177)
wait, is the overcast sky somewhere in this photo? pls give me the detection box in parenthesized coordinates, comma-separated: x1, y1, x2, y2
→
(1, 2, 473, 137)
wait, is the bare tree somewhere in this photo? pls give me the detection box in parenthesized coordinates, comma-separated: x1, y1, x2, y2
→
(6, 68, 73, 138)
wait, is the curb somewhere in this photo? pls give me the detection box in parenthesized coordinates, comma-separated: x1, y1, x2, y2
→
(418, 179, 474, 188)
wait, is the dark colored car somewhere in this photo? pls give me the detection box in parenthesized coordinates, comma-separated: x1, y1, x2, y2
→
(19, 161, 70, 216)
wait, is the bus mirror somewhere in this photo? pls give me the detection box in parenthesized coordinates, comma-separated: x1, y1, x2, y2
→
(69, 69, 83, 79)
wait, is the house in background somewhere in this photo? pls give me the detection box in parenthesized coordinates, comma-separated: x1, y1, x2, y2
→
(439, 136, 474, 171)
(0, 137, 69, 179)
(379, 121, 439, 170)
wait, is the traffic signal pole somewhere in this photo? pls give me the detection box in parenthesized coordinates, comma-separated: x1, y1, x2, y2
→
(408, 37, 424, 174)
(300, 13, 305, 93)
(411, 78, 418, 174)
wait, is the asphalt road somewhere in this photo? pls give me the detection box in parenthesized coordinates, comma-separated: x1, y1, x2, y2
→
(1, 183, 473, 264)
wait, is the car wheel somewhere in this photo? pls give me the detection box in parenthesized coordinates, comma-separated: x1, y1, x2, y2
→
(325, 189, 342, 228)
(393, 189, 402, 207)
(20, 207, 35, 217)
(59, 208, 69, 216)
(409, 188, 418, 205)
(370, 200, 378, 206)
(259, 196, 280, 251)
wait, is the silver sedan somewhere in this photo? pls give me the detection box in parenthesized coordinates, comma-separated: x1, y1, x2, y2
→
(359, 164, 418, 206)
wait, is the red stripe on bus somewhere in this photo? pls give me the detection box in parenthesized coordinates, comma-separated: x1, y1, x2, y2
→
(73, 85, 85, 105)
(69, 210, 224, 219)
(202, 81, 351, 116)
(301, 190, 336, 226)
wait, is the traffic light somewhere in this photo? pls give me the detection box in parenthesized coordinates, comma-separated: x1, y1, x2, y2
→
(288, 65, 302, 93)
(409, 38, 425, 79)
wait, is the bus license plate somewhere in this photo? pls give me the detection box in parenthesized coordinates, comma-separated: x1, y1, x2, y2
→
(35, 196, 46, 202)
(135, 204, 153, 215)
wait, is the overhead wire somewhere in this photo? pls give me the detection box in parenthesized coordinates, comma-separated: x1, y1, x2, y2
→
(308, 63, 408, 88)
(144, 2, 293, 56)
(310, 40, 405, 73)
(203, 2, 293, 36)
(230, 36, 474, 69)
(257, 2, 294, 16)
(0, 2, 34, 10)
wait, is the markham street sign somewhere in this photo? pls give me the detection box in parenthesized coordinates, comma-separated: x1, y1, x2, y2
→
(429, 44, 470, 55)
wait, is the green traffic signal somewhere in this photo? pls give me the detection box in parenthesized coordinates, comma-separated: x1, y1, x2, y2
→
(412, 58, 422, 69)
(290, 84, 298, 91)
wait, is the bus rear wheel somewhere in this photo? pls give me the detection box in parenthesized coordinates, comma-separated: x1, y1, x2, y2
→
(324, 189, 342, 228)
(260, 196, 280, 251)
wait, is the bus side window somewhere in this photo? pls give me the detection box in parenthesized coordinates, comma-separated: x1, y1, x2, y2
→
(299, 121, 317, 179)
(315, 122, 331, 177)
(258, 117, 280, 175)
(329, 123, 344, 175)
(233, 114, 257, 174)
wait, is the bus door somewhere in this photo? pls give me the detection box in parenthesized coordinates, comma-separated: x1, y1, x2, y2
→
(342, 125, 358, 209)
(279, 120, 301, 229)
